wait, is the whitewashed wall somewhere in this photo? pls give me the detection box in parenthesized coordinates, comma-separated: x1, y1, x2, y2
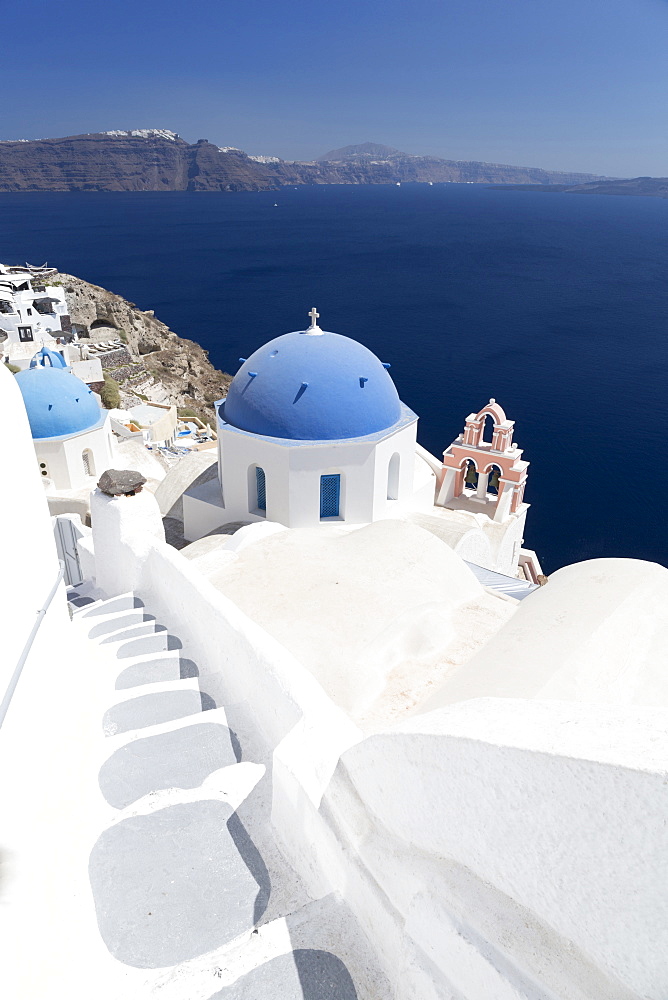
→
(224, 420, 419, 528)
(328, 699, 668, 999)
(34, 419, 114, 490)
(0, 365, 69, 709)
(86, 498, 667, 999)
(185, 418, 419, 539)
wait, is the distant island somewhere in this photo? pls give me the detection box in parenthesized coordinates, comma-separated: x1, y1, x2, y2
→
(0, 130, 605, 192)
(494, 176, 668, 199)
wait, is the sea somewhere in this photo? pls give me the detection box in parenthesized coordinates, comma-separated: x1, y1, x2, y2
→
(2, 183, 667, 574)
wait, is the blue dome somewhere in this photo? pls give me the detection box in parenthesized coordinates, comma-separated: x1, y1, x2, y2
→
(30, 346, 68, 369)
(15, 366, 104, 439)
(223, 330, 402, 440)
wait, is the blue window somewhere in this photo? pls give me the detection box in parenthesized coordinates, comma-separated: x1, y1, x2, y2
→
(320, 474, 341, 518)
(256, 466, 266, 511)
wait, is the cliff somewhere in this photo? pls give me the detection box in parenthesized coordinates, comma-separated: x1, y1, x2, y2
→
(496, 176, 668, 198)
(0, 130, 604, 191)
(56, 271, 231, 418)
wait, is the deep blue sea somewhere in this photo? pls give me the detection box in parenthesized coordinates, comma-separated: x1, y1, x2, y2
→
(2, 184, 667, 573)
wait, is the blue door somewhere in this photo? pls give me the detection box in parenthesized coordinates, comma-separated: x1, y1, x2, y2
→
(256, 466, 266, 511)
(320, 474, 341, 518)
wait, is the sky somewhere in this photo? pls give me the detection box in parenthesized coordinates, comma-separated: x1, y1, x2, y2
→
(2, 0, 667, 176)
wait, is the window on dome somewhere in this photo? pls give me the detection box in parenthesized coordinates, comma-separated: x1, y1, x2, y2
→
(320, 474, 341, 518)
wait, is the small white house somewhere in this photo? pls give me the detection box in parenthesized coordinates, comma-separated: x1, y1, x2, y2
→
(183, 311, 435, 541)
(14, 348, 115, 491)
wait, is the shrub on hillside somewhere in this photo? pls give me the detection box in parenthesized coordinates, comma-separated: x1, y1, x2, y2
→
(100, 373, 120, 409)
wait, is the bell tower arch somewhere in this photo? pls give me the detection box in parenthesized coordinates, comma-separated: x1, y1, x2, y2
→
(436, 399, 529, 523)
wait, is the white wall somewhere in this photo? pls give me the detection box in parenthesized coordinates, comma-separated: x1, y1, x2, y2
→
(330, 698, 668, 999)
(70, 358, 103, 384)
(34, 418, 115, 490)
(185, 418, 419, 539)
(0, 365, 69, 708)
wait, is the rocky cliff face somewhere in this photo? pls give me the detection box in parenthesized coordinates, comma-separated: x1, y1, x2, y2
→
(57, 271, 231, 418)
(0, 131, 604, 191)
(499, 176, 668, 198)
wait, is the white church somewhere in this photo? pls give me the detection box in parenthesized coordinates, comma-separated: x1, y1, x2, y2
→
(1, 308, 666, 1000)
(184, 308, 539, 584)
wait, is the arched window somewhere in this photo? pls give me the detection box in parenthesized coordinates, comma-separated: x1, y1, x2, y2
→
(320, 474, 341, 518)
(464, 459, 478, 491)
(481, 413, 495, 445)
(255, 466, 266, 512)
(82, 449, 95, 477)
(486, 464, 502, 495)
(387, 453, 400, 500)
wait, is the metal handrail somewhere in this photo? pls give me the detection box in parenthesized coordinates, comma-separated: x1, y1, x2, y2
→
(0, 560, 65, 729)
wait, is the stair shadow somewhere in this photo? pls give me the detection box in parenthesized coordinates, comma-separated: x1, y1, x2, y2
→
(115, 634, 182, 659)
(206, 949, 358, 999)
(98, 722, 239, 808)
(83, 595, 145, 617)
(100, 624, 167, 644)
(89, 800, 262, 968)
(88, 613, 156, 639)
(115, 657, 199, 689)
(103, 689, 205, 735)
(226, 811, 271, 925)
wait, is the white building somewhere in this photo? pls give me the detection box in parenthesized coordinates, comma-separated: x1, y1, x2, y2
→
(0, 264, 71, 363)
(183, 310, 539, 582)
(14, 348, 115, 490)
(110, 401, 179, 449)
(184, 310, 435, 541)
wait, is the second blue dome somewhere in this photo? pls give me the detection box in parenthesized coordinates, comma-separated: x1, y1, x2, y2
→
(222, 330, 402, 440)
(15, 366, 104, 439)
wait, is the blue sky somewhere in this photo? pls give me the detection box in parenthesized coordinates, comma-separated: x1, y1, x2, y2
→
(2, 0, 667, 175)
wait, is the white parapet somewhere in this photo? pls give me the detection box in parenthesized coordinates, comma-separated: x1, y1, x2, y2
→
(90, 485, 165, 597)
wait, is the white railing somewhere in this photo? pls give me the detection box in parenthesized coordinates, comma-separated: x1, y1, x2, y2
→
(0, 560, 65, 728)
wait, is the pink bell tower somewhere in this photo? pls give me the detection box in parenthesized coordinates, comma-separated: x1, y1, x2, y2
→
(436, 399, 529, 523)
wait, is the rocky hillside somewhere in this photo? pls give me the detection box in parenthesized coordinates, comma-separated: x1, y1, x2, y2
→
(57, 271, 231, 419)
(0, 130, 604, 191)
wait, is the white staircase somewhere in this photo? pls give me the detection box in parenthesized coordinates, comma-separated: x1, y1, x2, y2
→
(55, 586, 381, 999)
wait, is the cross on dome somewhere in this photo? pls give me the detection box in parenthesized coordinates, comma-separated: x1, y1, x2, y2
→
(306, 307, 323, 335)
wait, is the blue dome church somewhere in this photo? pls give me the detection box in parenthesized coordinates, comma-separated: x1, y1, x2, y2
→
(15, 349, 115, 490)
(183, 309, 437, 539)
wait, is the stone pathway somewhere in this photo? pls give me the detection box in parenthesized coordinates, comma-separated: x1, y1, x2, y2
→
(66, 587, 386, 999)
